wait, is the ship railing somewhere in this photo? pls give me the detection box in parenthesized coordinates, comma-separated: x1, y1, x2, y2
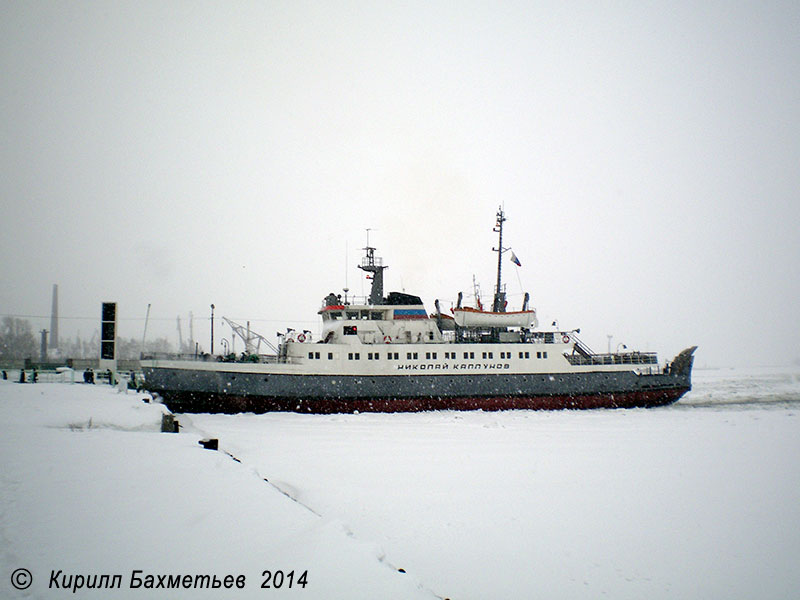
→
(564, 352, 659, 367)
(141, 352, 283, 364)
(442, 329, 596, 345)
(361, 255, 384, 268)
(320, 295, 371, 310)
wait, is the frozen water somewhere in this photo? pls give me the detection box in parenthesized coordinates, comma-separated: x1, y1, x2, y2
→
(1, 366, 799, 599)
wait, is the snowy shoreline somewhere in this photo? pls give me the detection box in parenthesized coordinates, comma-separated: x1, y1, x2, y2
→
(2, 367, 799, 599)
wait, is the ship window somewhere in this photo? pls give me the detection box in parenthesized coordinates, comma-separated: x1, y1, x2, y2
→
(370, 312, 383, 320)
(392, 352, 399, 359)
(308, 352, 314, 359)
(348, 353, 353, 360)
(525, 352, 530, 359)
(368, 353, 373, 360)
(355, 353, 360, 360)
(543, 351, 548, 359)
(425, 352, 437, 360)
(328, 352, 333, 360)
(463, 352, 468, 359)
(536, 351, 542, 359)
(343, 325, 358, 335)
(431, 352, 437, 359)
(329, 312, 342, 320)
(346, 311, 359, 320)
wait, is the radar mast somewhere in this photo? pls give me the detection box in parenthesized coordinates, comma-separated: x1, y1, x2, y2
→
(358, 229, 387, 305)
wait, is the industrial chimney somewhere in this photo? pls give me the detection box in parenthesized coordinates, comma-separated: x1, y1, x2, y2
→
(50, 284, 59, 350)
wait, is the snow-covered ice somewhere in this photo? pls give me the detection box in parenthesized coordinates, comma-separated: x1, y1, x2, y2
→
(2, 366, 799, 599)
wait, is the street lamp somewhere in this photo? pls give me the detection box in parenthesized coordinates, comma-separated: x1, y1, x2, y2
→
(210, 304, 215, 355)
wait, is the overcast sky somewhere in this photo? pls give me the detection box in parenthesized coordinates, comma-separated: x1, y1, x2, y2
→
(1, 1, 798, 367)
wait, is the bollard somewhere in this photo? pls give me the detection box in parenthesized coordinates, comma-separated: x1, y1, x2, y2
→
(198, 438, 218, 451)
(161, 413, 176, 433)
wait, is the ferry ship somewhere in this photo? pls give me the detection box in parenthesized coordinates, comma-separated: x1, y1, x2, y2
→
(141, 209, 696, 413)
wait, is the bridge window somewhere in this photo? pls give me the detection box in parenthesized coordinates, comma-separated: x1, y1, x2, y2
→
(343, 325, 357, 335)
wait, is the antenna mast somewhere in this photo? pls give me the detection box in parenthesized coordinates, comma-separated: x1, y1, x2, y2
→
(492, 206, 507, 312)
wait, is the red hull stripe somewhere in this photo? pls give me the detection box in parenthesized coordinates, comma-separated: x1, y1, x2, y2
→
(161, 387, 690, 415)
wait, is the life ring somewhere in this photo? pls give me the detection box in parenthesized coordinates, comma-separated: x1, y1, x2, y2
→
(383, 335, 392, 344)
(297, 333, 306, 343)
(562, 335, 570, 344)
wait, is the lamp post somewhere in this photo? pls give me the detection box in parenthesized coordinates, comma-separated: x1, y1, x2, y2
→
(210, 304, 215, 355)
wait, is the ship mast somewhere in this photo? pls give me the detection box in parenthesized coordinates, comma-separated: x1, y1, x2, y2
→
(358, 229, 387, 305)
(492, 206, 507, 312)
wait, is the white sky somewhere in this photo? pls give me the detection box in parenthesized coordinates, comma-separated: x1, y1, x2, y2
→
(1, 1, 798, 367)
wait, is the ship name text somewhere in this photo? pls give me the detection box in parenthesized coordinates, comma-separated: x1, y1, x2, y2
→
(396, 362, 510, 371)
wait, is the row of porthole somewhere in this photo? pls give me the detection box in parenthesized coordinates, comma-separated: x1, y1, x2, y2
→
(229, 374, 602, 385)
(326, 375, 582, 386)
